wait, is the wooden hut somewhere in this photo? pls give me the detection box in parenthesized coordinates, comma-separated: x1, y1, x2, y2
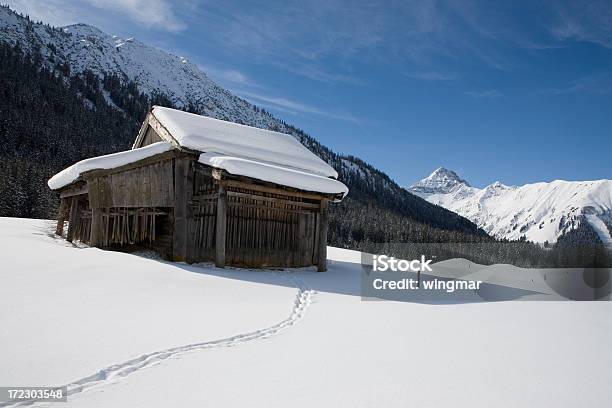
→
(48, 107, 348, 271)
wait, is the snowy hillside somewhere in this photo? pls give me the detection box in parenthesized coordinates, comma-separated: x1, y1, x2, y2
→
(410, 167, 612, 245)
(0, 6, 278, 127)
(0, 4, 412, 186)
(1, 217, 611, 407)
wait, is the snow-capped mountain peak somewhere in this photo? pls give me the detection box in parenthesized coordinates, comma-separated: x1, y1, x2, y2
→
(409, 169, 612, 245)
(411, 167, 470, 195)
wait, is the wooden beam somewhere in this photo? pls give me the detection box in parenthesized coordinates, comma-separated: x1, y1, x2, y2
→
(215, 184, 227, 268)
(59, 183, 88, 198)
(88, 179, 103, 247)
(66, 196, 80, 243)
(148, 112, 182, 149)
(185, 159, 196, 263)
(131, 112, 152, 149)
(90, 208, 103, 247)
(227, 191, 320, 209)
(220, 178, 332, 201)
(55, 197, 68, 236)
(173, 157, 193, 262)
(317, 199, 329, 272)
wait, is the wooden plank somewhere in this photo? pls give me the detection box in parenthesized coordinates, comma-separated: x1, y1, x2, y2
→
(298, 213, 307, 266)
(87, 179, 103, 247)
(142, 126, 163, 147)
(303, 212, 309, 266)
(148, 113, 183, 149)
(55, 197, 68, 236)
(149, 160, 174, 207)
(60, 183, 88, 198)
(111, 173, 123, 207)
(141, 166, 152, 206)
(90, 208, 103, 246)
(125, 171, 138, 207)
(173, 157, 193, 262)
(185, 158, 196, 263)
(215, 184, 227, 268)
(131, 112, 152, 149)
(161, 160, 175, 207)
(192, 194, 218, 202)
(317, 199, 329, 272)
(227, 190, 319, 209)
(227, 202, 314, 215)
(150, 162, 163, 207)
(66, 196, 80, 243)
(98, 176, 112, 208)
(219, 178, 333, 201)
(309, 213, 316, 264)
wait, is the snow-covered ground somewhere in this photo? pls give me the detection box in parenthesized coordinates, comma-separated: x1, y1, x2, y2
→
(1, 218, 611, 407)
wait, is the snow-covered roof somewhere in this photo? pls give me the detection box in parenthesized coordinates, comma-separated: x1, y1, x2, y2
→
(48, 142, 172, 190)
(151, 106, 338, 179)
(48, 107, 348, 197)
(199, 153, 348, 196)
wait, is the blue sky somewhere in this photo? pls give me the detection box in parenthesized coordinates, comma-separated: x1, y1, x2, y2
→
(8, 0, 612, 187)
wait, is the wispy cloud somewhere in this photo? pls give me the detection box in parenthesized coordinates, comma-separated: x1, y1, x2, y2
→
(238, 91, 359, 123)
(547, 0, 612, 48)
(199, 65, 261, 88)
(189, 0, 527, 82)
(405, 71, 456, 81)
(279, 64, 364, 85)
(87, 0, 185, 32)
(542, 73, 612, 95)
(12, 0, 595, 86)
(465, 89, 504, 99)
(5, 0, 82, 26)
(6, 0, 185, 32)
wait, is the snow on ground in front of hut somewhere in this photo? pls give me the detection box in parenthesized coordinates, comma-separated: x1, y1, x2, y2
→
(1, 217, 612, 407)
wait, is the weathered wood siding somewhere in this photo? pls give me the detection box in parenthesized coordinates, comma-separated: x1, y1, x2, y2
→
(225, 188, 319, 268)
(58, 154, 329, 269)
(188, 164, 322, 268)
(83, 155, 177, 258)
(190, 166, 219, 263)
(140, 126, 163, 147)
(64, 194, 91, 244)
(90, 159, 174, 208)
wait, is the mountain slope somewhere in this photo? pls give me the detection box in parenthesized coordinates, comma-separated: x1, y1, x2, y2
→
(0, 6, 486, 244)
(409, 167, 612, 245)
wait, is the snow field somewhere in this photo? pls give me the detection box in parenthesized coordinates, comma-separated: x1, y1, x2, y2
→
(1, 218, 611, 407)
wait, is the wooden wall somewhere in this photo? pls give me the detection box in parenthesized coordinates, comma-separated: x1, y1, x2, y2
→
(84, 154, 177, 258)
(140, 126, 163, 147)
(88, 159, 174, 208)
(59, 154, 330, 270)
(224, 189, 320, 268)
(188, 164, 324, 268)
(189, 166, 219, 262)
